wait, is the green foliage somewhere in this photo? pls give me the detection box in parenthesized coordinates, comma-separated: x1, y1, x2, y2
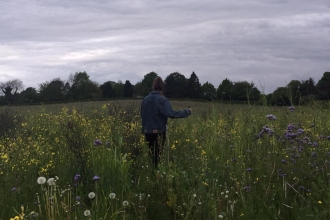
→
(2, 101, 330, 219)
(139, 72, 158, 97)
(100, 81, 114, 98)
(187, 72, 201, 99)
(70, 72, 101, 99)
(217, 78, 233, 101)
(38, 78, 66, 102)
(164, 72, 187, 98)
(200, 81, 216, 101)
(123, 80, 134, 98)
(315, 72, 330, 100)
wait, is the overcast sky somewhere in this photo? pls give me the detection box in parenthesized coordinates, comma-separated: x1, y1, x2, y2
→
(0, 0, 329, 94)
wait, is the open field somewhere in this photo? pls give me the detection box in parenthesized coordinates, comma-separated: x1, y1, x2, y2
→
(1, 100, 330, 219)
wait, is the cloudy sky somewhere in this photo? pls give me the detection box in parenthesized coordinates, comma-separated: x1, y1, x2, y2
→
(0, 0, 329, 94)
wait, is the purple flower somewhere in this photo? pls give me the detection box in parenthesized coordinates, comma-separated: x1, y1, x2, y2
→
(281, 159, 287, 164)
(93, 176, 100, 181)
(297, 129, 304, 134)
(266, 114, 277, 120)
(246, 168, 252, 171)
(74, 174, 81, 182)
(287, 124, 295, 131)
(311, 152, 317, 158)
(288, 106, 295, 112)
(93, 139, 102, 146)
(327, 136, 330, 140)
(313, 142, 318, 147)
(11, 187, 16, 192)
(243, 185, 251, 192)
(76, 196, 81, 201)
(279, 173, 286, 177)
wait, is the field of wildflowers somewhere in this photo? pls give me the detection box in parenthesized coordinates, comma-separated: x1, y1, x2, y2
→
(1, 100, 330, 219)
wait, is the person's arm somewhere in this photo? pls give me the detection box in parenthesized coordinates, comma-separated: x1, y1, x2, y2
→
(160, 98, 191, 118)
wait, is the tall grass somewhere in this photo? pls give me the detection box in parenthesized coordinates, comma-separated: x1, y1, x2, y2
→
(0, 100, 330, 219)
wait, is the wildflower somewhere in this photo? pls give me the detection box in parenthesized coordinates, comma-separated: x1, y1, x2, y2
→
(37, 177, 46, 185)
(93, 139, 102, 146)
(47, 178, 56, 186)
(297, 129, 304, 134)
(288, 106, 295, 112)
(266, 114, 277, 120)
(327, 136, 330, 140)
(109, 193, 116, 199)
(76, 196, 81, 201)
(122, 200, 129, 206)
(243, 185, 251, 192)
(313, 142, 318, 147)
(318, 200, 322, 204)
(225, 195, 228, 199)
(73, 174, 81, 181)
(88, 192, 96, 199)
(84, 210, 91, 216)
(218, 214, 224, 219)
(226, 190, 229, 194)
(193, 194, 197, 198)
(246, 168, 252, 171)
(93, 175, 100, 181)
(281, 159, 287, 164)
(311, 152, 317, 158)
(11, 187, 16, 191)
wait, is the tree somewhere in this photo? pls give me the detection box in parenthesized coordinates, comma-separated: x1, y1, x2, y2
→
(19, 87, 39, 103)
(231, 81, 261, 103)
(200, 82, 216, 101)
(217, 78, 233, 101)
(69, 72, 100, 99)
(271, 87, 290, 106)
(0, 79, 24, 104)
(315, 72, 330, 100)
(299, 78, 316, 97)
(164, 72, 187, 98)
(38, 78, 66, 102)
(187, 72, 201, 99)
(286, 80, 301, 105)
(123, 80, 134, 97)
(112, 81, 124, 98)
(139, 72, 158, 96)
(100, 81, 113, 98)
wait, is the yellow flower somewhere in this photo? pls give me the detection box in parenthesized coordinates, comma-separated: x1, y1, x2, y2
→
(318, 200, 322, 204)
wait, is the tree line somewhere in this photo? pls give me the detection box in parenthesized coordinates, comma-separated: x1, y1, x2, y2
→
(0, 71, 329, 106)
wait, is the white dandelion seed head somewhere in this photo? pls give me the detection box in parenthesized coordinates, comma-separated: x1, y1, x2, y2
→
(218, 214, 224, 219)
(109, 193, 116, 199)
(37, 177, 46, 185)
(198, 202, 202, 205)
(47, 178, 56, 186)
(122, 200, 129, 206)
(221, 192, 224, 195)
(225, 195, 228, 199)
(88, 192, 96, 199)
(193, 194, 197, 197)
(226, 190, 229, 194)
(84, 210, 91, 216)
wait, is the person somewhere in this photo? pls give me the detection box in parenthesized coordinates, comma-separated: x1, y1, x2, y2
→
(140, 76, 192, 168)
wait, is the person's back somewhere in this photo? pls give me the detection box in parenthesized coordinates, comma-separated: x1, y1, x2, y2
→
(140, 76, 191, 168)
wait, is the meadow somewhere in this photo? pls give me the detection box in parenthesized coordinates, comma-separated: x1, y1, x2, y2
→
(0, 100, 330, 219)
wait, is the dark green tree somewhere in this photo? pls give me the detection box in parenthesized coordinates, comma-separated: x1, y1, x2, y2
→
(299, 78, 316, 97)
(112, 81, 124, 98)
(69, 72, 100, 99)
(100, 81, 113, 98)
(38, 78, 66, 102)
(123, 80, 134, 97)
(139, 72, 158, 96)
(187, 71, 201, 99)
(286, 80, 301, 105)
(315, 72, 330, 100)
(200, 82, 217, 101)
(19, 87, 39, 103)
(0, 79, 24, 104)
(164, 72, 187, 98)
(230, 81, 261, 104)
(271, 87, 290, 106)
(217, 78, 233, 101)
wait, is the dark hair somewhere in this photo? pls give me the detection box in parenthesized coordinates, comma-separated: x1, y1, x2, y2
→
(152, 76, 165, 92)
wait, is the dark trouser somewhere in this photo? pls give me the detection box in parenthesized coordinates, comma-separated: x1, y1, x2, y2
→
(145, 132, 166, 168)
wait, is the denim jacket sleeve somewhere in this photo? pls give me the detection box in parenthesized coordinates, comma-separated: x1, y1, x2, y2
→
(159, 97, 191, 118)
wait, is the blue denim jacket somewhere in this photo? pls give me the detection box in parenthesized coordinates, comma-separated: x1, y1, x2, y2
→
(140, 91, 191, 133)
